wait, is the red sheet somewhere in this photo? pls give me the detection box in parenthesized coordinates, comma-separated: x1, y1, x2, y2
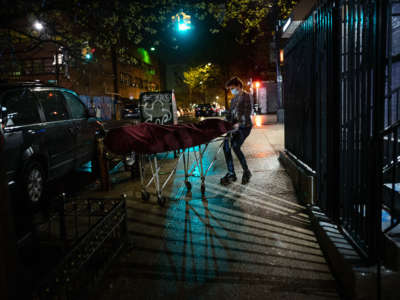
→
(104, 119, 233, 154)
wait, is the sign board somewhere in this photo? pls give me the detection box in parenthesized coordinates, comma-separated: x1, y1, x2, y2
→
(139, 91, 178, 125)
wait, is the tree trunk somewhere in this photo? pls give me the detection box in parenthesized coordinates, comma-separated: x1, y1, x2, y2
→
(189, 87, 192, 107)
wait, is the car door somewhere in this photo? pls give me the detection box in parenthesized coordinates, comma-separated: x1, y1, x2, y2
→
(1, 88, 43, 184)
(62, 90, 97, 167)
(33, 89, 75, 180)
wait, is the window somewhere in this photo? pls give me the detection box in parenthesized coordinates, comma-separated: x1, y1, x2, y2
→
(62, 92, 87, 119)
(120, 72, 132, 87)
(0, 89, 41, 127)
(35, 90, 69, 122)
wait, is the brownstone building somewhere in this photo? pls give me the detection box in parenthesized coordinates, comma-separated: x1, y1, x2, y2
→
(0, 33, 162, 120)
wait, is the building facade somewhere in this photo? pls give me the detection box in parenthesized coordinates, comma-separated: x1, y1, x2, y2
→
(0, 32, 162, 120)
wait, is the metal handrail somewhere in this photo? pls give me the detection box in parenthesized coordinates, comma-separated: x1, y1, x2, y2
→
(380, 86, 400, 136)
(380, 119, 400, 137)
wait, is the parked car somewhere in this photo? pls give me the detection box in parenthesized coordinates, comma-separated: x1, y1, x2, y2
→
(121, 102, 140, 119)
(195, 103, 217, 117)
(0, 82, 98, 206)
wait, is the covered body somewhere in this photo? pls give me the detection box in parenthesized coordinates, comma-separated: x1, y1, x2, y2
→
(104, 119, 232, 155)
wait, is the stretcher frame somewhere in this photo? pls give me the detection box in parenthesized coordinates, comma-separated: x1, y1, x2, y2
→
(138, 132, 234, 206)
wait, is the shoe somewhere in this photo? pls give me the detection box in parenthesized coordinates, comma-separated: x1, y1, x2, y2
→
(220, 173, 237, 185)
(242, 170, 252, 184)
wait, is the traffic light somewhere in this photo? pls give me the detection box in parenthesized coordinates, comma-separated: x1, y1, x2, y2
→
(254, 81, 261, 88)
(81, 45, 95, 61)
(172, 11, 192, 32)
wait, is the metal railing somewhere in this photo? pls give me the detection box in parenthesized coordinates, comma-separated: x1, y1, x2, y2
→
(17, 194, 128, 299)
(283, 0, 389, 261)
(381, 119, 400, 233)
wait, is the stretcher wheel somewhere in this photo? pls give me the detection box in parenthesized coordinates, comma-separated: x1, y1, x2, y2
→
(185, 181, 192, 190)
(157, 196, 166, 207)
(201, 184, 206, 194)
(141, 191, 150, 201)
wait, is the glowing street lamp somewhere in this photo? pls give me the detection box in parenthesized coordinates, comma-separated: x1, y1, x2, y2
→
(33, 21, 44, 31)
(254, 81, 261, 112)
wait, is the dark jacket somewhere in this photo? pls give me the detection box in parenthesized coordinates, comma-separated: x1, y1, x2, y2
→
(227, 91, 253, 127)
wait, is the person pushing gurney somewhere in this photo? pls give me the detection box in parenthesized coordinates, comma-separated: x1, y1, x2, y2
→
(221, 76, 253, 186)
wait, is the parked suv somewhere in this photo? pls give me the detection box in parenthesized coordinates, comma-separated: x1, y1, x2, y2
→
(0, 82, 98, 205)
(121, 100, 140, 119)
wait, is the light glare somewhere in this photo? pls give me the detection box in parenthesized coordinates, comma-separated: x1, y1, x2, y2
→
(283, 18, 291, 32)
(33, 21, 44, 31)
(178, 23, 190, 31)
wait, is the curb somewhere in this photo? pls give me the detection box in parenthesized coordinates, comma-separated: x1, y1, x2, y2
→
(279, 151, 400, 300)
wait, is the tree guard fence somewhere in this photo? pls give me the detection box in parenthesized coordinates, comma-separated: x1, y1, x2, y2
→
(17, 194, 128, 300)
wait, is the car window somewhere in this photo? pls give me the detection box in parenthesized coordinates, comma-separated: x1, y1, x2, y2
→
(35, 90, 69, 122)
(0, 89, 41, 127)
(62, 91, 87, 119)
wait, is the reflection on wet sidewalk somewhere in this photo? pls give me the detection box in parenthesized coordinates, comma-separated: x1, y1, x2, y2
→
(96, 125, 340, 300)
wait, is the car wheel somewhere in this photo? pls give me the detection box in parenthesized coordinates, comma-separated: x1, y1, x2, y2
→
(24, 161, 45, 204)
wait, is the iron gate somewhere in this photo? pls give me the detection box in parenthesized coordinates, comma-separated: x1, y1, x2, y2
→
(284, 15, 316, 171)
(284, 0, 389, 260)
(382, 1, 400, 234)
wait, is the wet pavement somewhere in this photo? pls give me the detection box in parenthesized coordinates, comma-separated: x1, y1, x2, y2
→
(87, 124, 340, 300)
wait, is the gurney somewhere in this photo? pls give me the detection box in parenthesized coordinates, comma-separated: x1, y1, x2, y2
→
(104, 119, 233, 206)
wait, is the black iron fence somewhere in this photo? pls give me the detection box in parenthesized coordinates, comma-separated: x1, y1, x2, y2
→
(382, 1, 400, 234)
(284, 0, 391, 261)
(18, 194, 128, 299)
(284, 15, 316, 170)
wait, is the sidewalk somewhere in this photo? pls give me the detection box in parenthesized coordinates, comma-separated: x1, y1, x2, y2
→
(91, 124, 340, 300)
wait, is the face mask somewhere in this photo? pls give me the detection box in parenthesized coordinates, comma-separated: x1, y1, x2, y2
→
(231, 88, 239, 95)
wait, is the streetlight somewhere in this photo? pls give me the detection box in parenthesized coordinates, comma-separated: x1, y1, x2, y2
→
(254, 81, 261, 114)
(33, 21, 44, 31)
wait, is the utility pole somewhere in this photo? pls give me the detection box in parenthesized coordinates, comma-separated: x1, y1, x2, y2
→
(55, 46, 60, 85)
(274, 4, 283, 109)
(111, 46, 119, 120)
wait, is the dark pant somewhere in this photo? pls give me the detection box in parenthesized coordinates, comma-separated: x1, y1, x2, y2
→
(223, 126, 252, 175)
